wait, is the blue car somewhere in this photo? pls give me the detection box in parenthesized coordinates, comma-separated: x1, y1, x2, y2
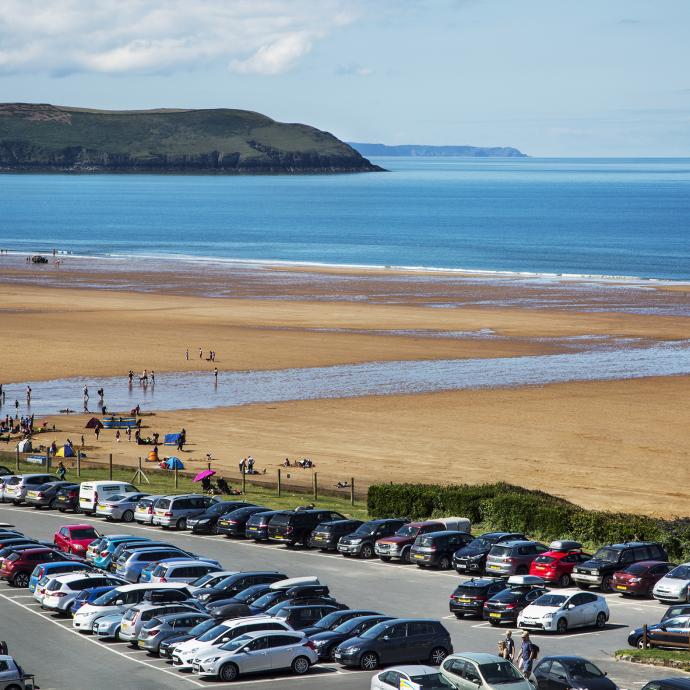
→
(70, 585, 117, 615)
(92, 536, 151, 570)
(29, 560, 90, 593)
(628, 615, 690, 648)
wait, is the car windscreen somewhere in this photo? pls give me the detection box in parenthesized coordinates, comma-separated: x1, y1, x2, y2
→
(466, 537, 492, 549)
(234, 584, 268, 603)
(190, 618, 216, 636)
(667, 565, 690, 580)
(334, 617, 373, 634)
(409, 673, 456, 689)
(197, 624, 229, 642)
(360, 622, 390, 639)
(206, 503, 233, 515)
(351, 523, 377, 537)
(218, 634, 252, 652)
(70, 528, 98, 540)
(479, 661, 524, 684)
(248, 591, 280, 608)
(93, 589, 121, 605)
(563, 660, 605, 679)
(192, 572, 222, 587)
(395, 525, 420, 538)
(311, 611, 343, 629)
(592, 547, 621, 562)
(533, 594, 567, 607)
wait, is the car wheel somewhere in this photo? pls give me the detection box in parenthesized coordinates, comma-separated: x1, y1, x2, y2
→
(401, 547, 412, 564)
(596, 612, 607, 629)
(13, 572, 29, 588)
(328, 645, 338, 662)
(122, 509, 134, 523)
(601, 576, 614, 593)
(439, 555, 452, 570)
(58, 508, 66, 513)
(379, 556, 391, 562)
(5, 684, 22, 690)
(291, 656, 311, 675)
(114, 627, 121, 641)
(430, 646, 448, 665)
(176, 517, 187, 530)
(212, 522, 220, 535)
(454, 612, 465, 619)
(489, 620, 500, 627)
(636, 638, 647, 649)
(577, 583, 590, 590)
(360, 544, 374, 559)
(556, 617, 568, 634)
(558, 574, 571, 587)
(219, 662, 239, 682)
(360, 652, 379, 670)
(49, 498, 58, 510)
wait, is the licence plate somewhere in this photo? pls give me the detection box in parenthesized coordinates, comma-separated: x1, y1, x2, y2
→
(97, 506, 106, 511)
(459, 597, 471, 603)
(27, 491, 37, 498)
(489, 612, 501, 618)
(488, 565, 501, 570)
(248, 526, 257, 531)
(616, 585, 627, 590)
(138, 640, 146, 648)
(273, 535, 285, 540)
(414, 554, 425, 560)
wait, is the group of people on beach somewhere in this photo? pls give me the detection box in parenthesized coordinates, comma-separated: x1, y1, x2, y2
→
(83, 385, 107, 414)
(282, 457, 315, 469)
(186, 348, 218, 362)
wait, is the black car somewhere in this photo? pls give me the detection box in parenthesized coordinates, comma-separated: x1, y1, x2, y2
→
(193, 571, 287, 605)
(25, 481, 77, 510)
(271, 604, 342, 630)
(0, 466, 14, 476)
(309, 615, 394, 661)
(334, 618, 453, 670)
(159, 617, 219, 658)
(248, 584, 332, 615)
(216, 506, 272, 537)
(642, 680, 690, 690)
(572, 542, 668, 592)
(410, 530, 474, 570)
(54, 484, 81, 512)
(483, 580, 549, 626)
(453, 532, 527, 574)
(268, 510, 347, 547)
(309, 519, 364, 551)
(244, 510, 290, 541)
(337, 519, 409, 559)
(449, 577, 509, 618)
(533, 657, 617, 690)
(301, 609, 382, 637)
(187, 501, 256, 534)
(204, 583, 275, 620)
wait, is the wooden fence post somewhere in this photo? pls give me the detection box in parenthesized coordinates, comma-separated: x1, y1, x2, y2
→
(313, 472, 318, 501)
(109, 453, 113, 480)
(174, 466, 178, 489)
(277, 469, 282, 497)
(242, 471, 246, 495)
(15, 448, 19, 472)
(77, 450, 81, 477)
(643, 624, 648, 648)
(350, 477, 355, 506)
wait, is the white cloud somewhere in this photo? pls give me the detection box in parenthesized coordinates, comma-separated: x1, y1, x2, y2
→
(336, 62, 374, 77)
(0, 0, 359, 76)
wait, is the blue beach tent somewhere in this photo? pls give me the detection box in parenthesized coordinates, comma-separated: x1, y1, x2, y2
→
(165, 457, 184, 470)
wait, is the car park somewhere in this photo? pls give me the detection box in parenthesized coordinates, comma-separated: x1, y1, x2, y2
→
(375, 520, 448, 564)
(193, 570, 288, 606)
(532, 656, 618, 690)
(628, 616, 690, 649)
(79, 481, 138, 515)
(216, 505, 272, 537)
(0, 548, 67, 587)
(152, 494, 219, 530)
(517, 591, 609, 633)
(118, 601, 202, 644)
(148, 559, 222, 584)
(244, 510, 289, 541)
(652, 563, 690, 603)
(115, 545, 194, 582)
(308, 519, 364, 551)
(309, 614, 393, 662)
(3, 474, 57, 505)
(337, 518, 408, 559)
(449, 577, 510, 619)
(96, 492, 150, 522)
(371, 664, 456, 690)
(441, 653, 532, 690)
(192, 629, 317, 682)
(268, 509, 347, 547)
(410, 530, 474, 570)
(24, 481, 76, 510)
(41, 571, 128, 612)
(573, 542, 668, 593)
(529, 541, 591, 587)
(186, 500, 256, 534)
(334, 617, 452, 670)
(133, 495, 166, 524)
(483, 575, 549, 626)
(613, 561, 676, 597)
(53, 524, 100, 556)
(29, 561, 91, 595)
(485, 540, 549, 576)
(452, 532, 527, 575)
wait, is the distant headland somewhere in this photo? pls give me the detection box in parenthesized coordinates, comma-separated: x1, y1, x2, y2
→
(0, 103, 382, 174)
(349, 142, 527, 157)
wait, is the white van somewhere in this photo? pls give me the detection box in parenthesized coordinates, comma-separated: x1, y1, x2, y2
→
(79, 481, 137, 514)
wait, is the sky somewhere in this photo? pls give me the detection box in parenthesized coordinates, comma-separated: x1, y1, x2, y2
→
(0, 0, 688, 156)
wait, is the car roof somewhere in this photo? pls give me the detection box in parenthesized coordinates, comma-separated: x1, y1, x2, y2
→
(451, 652, 504, 663)
(384, 665, 439, 675)
(497, 540, 539, 547)
(235, 629, 302, 639)
(61, 524, 94, 530)
(480, 532, 521, 538)
(114, 583, 191, 592)
(648, 680, 690, 690)
(541, 656, 596, 662)
(159, 560, 220, 568)
(49, 571, 111, 584)
(41, 561, 89, 569)
(17, 547, 55, 555)
(220, 615, 288, 627)
(600, 541, 660, 549)
(419, 530, 468, 538)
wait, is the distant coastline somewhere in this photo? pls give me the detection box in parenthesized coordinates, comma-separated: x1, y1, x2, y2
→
(349, 142, 527, 157)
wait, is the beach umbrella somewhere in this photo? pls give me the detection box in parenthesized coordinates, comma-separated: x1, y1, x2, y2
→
(193, 469, 216, 482)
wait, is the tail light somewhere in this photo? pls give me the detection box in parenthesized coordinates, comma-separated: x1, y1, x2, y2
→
(503, 557, 517, 563)
(53, 592, 68, 598)
(147, 629, 160, 637)
(69, 490, 77, 497)
(228, 520, 238, 524)
(37, 492, 45, 498)
(285, 526, 294, 534)
(147, 507, 153, 514)
(159, 577, 167, 583)
(304, 641, 316, 650)
(430, 546, 437, 551)
(504, 603, 516, 610)
(101, 550, 109, 557)
(164, 512, 173, 517)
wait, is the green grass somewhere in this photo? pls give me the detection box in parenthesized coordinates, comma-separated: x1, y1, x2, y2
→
(615, 649, 690, 671)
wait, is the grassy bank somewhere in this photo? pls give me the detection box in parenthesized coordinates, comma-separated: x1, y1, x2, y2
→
(615, 649, 690, 672)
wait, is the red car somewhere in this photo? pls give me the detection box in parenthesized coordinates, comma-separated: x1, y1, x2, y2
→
(374, 520, 446, 563)
(53, 524, 100, 556)
(612, 560, 676, 597)
(0, 547, 64, 587)
(529, 540, 591, 587)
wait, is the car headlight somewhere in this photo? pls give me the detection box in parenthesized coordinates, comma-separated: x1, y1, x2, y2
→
(543, 613, 553, 619)
(197, 519, 209, 524)
(313, 639, 327, 647)
(344, 646, 360, 653)
(470, 554, 483, 560)
(349, 538, 362, 544)
(205, 656, 220, 663)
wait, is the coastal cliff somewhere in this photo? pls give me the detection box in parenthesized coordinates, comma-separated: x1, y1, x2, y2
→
(0, 103, 382, 174)
(349, 142, 526, 157)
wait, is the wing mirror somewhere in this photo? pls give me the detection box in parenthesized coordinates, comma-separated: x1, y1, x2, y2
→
(382, 635, 391, 641)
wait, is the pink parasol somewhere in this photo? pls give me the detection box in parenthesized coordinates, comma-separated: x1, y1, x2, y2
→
(193, 469, 216, 482)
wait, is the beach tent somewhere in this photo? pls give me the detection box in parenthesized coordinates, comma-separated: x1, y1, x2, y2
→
(164, 457, 184, 470)
(55, 445, 75, 458)
(85, 417, 103, 429)
(164, 433, 181, 446)
(16, 439, 32, 453)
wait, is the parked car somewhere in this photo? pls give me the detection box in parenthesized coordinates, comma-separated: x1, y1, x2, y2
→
(216, 506, 273, 537)
(137, 610, 212, 654)
(244, 510, 290, 541)
(483, 575, 549, 626)
(29, 560, 90, 594)
(375, 521, 448, 564)
(449, 577, 510, 619)
(453, 532, 527, 575)
(152, 494, 219, 530)
(653, 563, 690, 603)
(532, 656, 617, 690)
(485, 540, 549, 576)
(186, 500, 256, 534)
(96, 492, 150, 522)
(3, 474, 57, 505)
(518, 591, 609, 633)
(119, 601, 201, 644)
(0, 476, 19, 504)
(309, 519, 364, 551)
(301, 609, 382, 637)
(338, 518, 409, 559)
(613, 561, 676, 597)
(662, 604, 690, 622)
(529, 541, 591, 587)
(70, 585, 119, 615)
(573, 542, 668, 593)
(441, 653, 532, 690)
(371, 665, 456, 690)
(246, 580, 327, 616)
(133, 495, 166, 524)
(192, 629, 317, 682)
(107, 540, 171, 572)
(115, 545, 193, 582)
(24, 481, 76, 510)
(92, 536, 151, 571)
(148, 560, 222, 584)
(309, 616, 393, 662)
(93, 612, 128, 640)
(410, 530, 474, 570)
(54, 484, 81, 512)
(79, 481, 138, 514)
(272, 604, 343, 630)
(204, 583, 277, 621)
(268, 510, 347, 547)
(334, 618, 453, 670)
(193, 571, 287, 606)
(53, 524, 100, 556)
(41, 571, 128, 612)
(628, 615, 690, 649)
(0, 654, 33, 690)
(159, 617, 219, 658)
(0, 547, 66, 587)
(641, 680, 690, 690)
(0, 466, 12, 476)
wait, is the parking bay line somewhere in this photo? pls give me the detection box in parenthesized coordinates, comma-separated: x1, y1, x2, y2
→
(0, 591, 205, 687)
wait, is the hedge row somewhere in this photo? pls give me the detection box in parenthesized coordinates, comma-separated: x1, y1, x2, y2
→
(367, 483, 690, 562)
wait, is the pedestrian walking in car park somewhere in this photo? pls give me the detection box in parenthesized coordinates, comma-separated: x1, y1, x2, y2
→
(504, 630, 515, 661)
(497, 640, 507, 659)
(519, 631, 538, 678)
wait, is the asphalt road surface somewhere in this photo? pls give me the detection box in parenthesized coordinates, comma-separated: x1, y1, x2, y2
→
(1, 503, 686, 690)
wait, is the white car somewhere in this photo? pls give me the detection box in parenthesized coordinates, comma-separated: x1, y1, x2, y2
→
(172, 616, 292, 670)
(517, 591, 609, 633)
(41, 571, 127, 612)
(653, 563, 690, 603)
(193, 630, 316, 682)
(0, 476, 19, 503)
(371, 664, 456, 689)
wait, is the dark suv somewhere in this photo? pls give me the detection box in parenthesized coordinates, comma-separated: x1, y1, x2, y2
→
(338, 519, 409, 559)
(572, 542, 668, 592)
(334, 618, 452, 670)
(193, 571, 287, 605)
(216, 506, 272, 537)
(268, 510, 346, 547)
(245, 510, 290, 541)
(410, 531, 474, 570)
(55, 484, 81, 512)
(483, 577, 549, 626)
(449, 577, 509, 619)
(309, 519, 364, 551)
(453, 532, 527, 574)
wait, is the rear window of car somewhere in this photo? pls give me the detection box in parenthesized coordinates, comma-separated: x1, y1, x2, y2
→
(490, 546, 511, 557)
(156, 499, 171, 509)
(70, 528, 98, 540)
(270, 514, 291, 526)
(46, 579, 63, 592)
(454, 584, 485, 595)
(6, 477, 20, 485)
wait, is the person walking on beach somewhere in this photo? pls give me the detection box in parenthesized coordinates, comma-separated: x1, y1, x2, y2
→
(83, 385, 89, 401)
(199, 347, 203, 359)
(94, 426, 100, 440)
(185, 348, 189, 361)
(128, 370, 134, 384)
(150, 371, 155, 385)
(115, 430, 121, 443)
(26, 386, 31, 402)
(214, 367, 218, 382)
(14, 399, 19, 417)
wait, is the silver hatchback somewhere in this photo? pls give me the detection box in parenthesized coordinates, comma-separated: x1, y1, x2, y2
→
(152, 495, 219, 530)
(485, 541, 549, 576)
(96, 492, 150, 522)
(137, 610, 212, 654)
(119, 602, 202, 644)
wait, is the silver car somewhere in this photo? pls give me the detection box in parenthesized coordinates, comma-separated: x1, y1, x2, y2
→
(93, 612, 126, 640)
(41, 572, 127, 612)
(152, 494, 219, 530)
(134, 495, 167, 525)
(2, 474, 57, 505)
(96, 492, 150, 522)
(119, 602, 202, 644)
(193, 630, 317, 682)
(0, 476, 19, 504)
(137, 611, 212, 654)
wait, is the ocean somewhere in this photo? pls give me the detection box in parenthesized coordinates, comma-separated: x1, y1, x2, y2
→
(1, 157, 690, 280)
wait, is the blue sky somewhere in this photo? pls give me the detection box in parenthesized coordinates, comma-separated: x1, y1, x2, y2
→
(0, 0, 688, 156)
